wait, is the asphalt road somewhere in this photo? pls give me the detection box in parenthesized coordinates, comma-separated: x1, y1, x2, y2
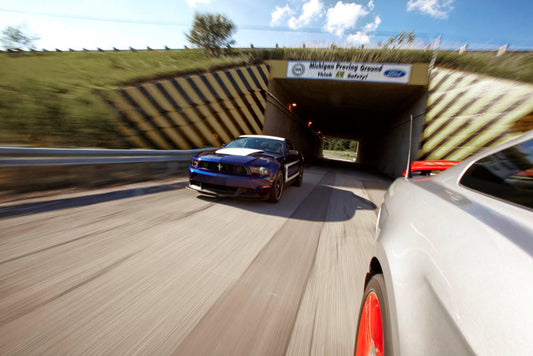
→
(0, 164, 390, 355)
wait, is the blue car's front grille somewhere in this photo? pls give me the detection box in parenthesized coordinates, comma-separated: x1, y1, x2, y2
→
(202, 182, 239, 194)
(198, 161, 248, 176)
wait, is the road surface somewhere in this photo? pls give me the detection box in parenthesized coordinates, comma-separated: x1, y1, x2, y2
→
(0, 164, 390, 355)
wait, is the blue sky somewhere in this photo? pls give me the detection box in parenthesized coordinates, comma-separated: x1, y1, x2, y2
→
(0, 0, 531, 50)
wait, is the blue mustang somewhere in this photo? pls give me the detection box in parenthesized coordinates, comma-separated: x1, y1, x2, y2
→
(188, 135, 304, 202)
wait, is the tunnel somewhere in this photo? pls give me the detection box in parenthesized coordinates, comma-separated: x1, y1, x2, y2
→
(262, 60, 429, 177)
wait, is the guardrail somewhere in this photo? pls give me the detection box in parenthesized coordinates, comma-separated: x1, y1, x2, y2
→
(0, 147, 213, 196)
(0, 147, 212, 167)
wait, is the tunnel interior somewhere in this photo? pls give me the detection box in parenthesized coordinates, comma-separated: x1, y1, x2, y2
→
(262, 62, 429, 178)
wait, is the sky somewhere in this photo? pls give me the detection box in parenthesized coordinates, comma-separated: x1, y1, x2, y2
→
(0, 0, 531, 51)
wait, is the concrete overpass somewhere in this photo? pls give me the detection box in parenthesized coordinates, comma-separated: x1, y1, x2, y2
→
(108, 60, 533, 177)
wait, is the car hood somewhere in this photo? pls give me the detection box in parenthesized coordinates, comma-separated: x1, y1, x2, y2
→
(215, 148, 262, 156)
(196, 147, 278, 165)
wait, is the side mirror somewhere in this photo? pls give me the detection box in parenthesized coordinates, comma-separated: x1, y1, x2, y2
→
(289, 149, 298, 155)
(221, 144, 226, 148)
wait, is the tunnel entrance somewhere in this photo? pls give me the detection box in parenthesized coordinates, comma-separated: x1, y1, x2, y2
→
(262, 60, 429, 177)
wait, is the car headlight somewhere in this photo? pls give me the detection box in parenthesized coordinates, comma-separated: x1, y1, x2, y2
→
(250, 167, 269, 176)
(192, 159, 199, 168)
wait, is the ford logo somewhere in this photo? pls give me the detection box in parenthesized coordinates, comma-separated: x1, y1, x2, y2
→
(384, 69, 406, 78)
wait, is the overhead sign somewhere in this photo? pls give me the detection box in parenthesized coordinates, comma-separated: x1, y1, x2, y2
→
(287, 61, 412, 84)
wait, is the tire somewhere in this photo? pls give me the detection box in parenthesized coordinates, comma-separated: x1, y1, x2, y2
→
(354, 274, 393, 356)
(268, 171, 284, 203)
(294, 165, 303, 187)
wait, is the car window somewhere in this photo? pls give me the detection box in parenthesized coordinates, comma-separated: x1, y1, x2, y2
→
(225, 138, 246, 148)
(460, 139, 533, 209)
(286, 141, 294, 151)
(226, 137, 284, 155)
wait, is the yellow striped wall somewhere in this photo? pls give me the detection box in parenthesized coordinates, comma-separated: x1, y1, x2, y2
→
(419, 68, 533, 161)
(107, 64, 270, 149)
(108, 63, 533, 161)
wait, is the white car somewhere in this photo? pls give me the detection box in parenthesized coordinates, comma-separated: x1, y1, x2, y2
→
(355, 130, 533, 355)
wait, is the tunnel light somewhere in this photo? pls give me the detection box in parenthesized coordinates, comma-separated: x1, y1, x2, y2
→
(288, 103, 297, 112)
(317, 131, 322, 136)
(307, 121, 312, 127)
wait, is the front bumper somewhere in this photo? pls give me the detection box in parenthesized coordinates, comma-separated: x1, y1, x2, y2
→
(188, 167, 273, 198)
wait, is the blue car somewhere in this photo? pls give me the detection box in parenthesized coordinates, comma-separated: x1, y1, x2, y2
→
(188, 135, 304, 202)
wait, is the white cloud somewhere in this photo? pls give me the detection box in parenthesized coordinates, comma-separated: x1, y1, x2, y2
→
(287, 0, 324, 29)
(407, 0, 454, 19)
(324, 1, 369, 36)
(324, 1, 376, 36)
(345, 31, 371, 45)
(363, 15, 381, 32)
(271, 5, 293, 25)
(185, 0, 212, 8)
(345, 15, 381, 47)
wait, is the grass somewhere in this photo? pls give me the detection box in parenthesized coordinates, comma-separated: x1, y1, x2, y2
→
(250, 47, 434, 64)
(436, 51, 533, 83)
(1, 48, 531, 148)
(0, 50, 250, 147)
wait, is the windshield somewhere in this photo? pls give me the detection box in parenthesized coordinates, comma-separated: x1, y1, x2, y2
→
(225, 137, 285, 155)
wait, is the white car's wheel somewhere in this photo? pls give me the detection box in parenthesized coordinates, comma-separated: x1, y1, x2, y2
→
(355, 274, 392, 356)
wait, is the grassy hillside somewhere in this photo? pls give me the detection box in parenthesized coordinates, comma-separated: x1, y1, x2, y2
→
(0, 50, 249, 147)
(1, 48, 531, 148)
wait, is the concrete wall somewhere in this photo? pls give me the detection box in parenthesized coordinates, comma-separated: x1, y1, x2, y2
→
(418, 68, 533, 161)
(358, 92, 428, 178)
(108, 64, 270, 149)
(262, 79, 322, 161)
(358, 67, 533, 178)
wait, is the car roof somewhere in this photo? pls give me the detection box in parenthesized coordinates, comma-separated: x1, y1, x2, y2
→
(239, 135, 285, 142)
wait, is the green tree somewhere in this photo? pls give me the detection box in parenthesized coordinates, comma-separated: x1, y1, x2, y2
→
(185, 13, 236, 56)
(1, 26, 39, 50)
(334, 140, 345, 151)
(323, 138, 331, 150)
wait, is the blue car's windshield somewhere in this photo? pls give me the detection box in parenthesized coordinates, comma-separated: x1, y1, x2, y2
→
(226, 137, 284, 155)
